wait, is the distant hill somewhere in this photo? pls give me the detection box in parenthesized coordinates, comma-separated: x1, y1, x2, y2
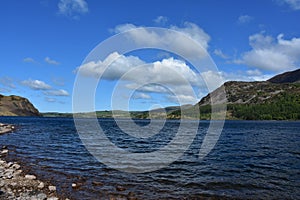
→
(268, 68, 300, 83)
(169, 68, 300, 120)
(0, 94, 40, 116)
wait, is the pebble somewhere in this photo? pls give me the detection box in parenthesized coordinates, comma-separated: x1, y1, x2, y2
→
(36, 193, 47, 200)
(0, 154, 62, 199)
(47, 197, 59, 200)
(1, 149, 8, 154)
(7, 162, 13, 168)
(38, 182, 45, 189)
(48, 185, 56, 192)
(12, 163, 21, 170)
(72, 183, 77, 188)
(25, 174, 37, 180)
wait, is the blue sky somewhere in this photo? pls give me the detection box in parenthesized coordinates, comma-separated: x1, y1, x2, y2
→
(1, 0, 300, 112)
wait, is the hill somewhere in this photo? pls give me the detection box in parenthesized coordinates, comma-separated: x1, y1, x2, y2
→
(0, 94, 41, 116)
(169, 68, 300, 120)
(268, 69, 300, 83)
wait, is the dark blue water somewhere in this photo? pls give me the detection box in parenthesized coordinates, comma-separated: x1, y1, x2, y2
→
(0, 117, 299, 199)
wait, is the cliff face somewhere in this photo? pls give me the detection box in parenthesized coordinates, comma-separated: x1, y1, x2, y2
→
(0, 95, 40, 116)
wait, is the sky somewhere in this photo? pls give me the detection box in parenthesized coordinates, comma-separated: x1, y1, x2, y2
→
(0, 0, 300, 112)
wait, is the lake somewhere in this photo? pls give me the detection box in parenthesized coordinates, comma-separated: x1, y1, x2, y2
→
(0, 117, 299, 199)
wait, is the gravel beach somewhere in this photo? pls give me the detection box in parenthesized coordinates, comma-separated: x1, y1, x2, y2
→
(0, 124, 62, 200)
(0, 145, 62, 200)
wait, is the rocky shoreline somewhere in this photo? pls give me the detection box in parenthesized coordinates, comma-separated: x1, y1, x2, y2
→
(0, 124, 63, 200)
(0, 123, 138, 200)
(0, 146, 63, 200)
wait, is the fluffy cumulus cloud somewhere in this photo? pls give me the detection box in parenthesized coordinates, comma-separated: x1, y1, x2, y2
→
(77, 52, 145, 79)
(44, 89, 69, 96)
(237, 15, 253, 24)
(58, 0, 88, 18)
(77, 52, 202, 86)
(45, 57, 60, 65)
(113, 22, 211, 58)
(236, 32, 300, 72)
(76, 52, 206, 105)
(21, 79, 52, 90)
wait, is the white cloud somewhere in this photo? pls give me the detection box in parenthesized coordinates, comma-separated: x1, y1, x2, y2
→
(45, 97, 56, 103)
(58, 0, 88, 18)
(237, 15, 253, 24)
(45, 57, 60, 65)
(200, 70, 274, 91)
(23, 57, 36, 63)
(153, 16, 168, 25)
(77, 52, 145, 79)
(246, 69, 262, 76)
(113, 22, 210, 58)
(77, 52, 205, 105)
(132, 92, 151, 99)
(170, 22, 210, 51)
(126, 83, 169, 93)
(0, 77, 15, 89)
(214, 49, 229, 59)
(77, 52, 202, 86)
(278, 0, 300, 10)
(236, 32, 300, 72)
(21, 79, 52, 90)
(0, 88, 11, 93)
(166, 94, 198, 105)
(44, 89, 69, 96)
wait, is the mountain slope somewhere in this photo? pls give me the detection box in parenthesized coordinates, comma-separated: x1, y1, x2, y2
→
(268, 68, 300, 83)
(0, 94, 41, 116)
(169, 68, 300, 120)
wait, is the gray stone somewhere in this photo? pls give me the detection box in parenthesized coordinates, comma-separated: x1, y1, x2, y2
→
(1, 149, 8, 154)
(48, 185, 56, 192)
(37, 182, 45, 189)
(7, 162, 13, 168)
(36, 193, 47, 200)
(47, 197, 58, 200)
(25, 174, 37, 180)
(12, 163, 21, 170)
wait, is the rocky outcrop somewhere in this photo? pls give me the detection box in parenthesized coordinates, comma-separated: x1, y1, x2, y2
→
(0, 95, 40, 116)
